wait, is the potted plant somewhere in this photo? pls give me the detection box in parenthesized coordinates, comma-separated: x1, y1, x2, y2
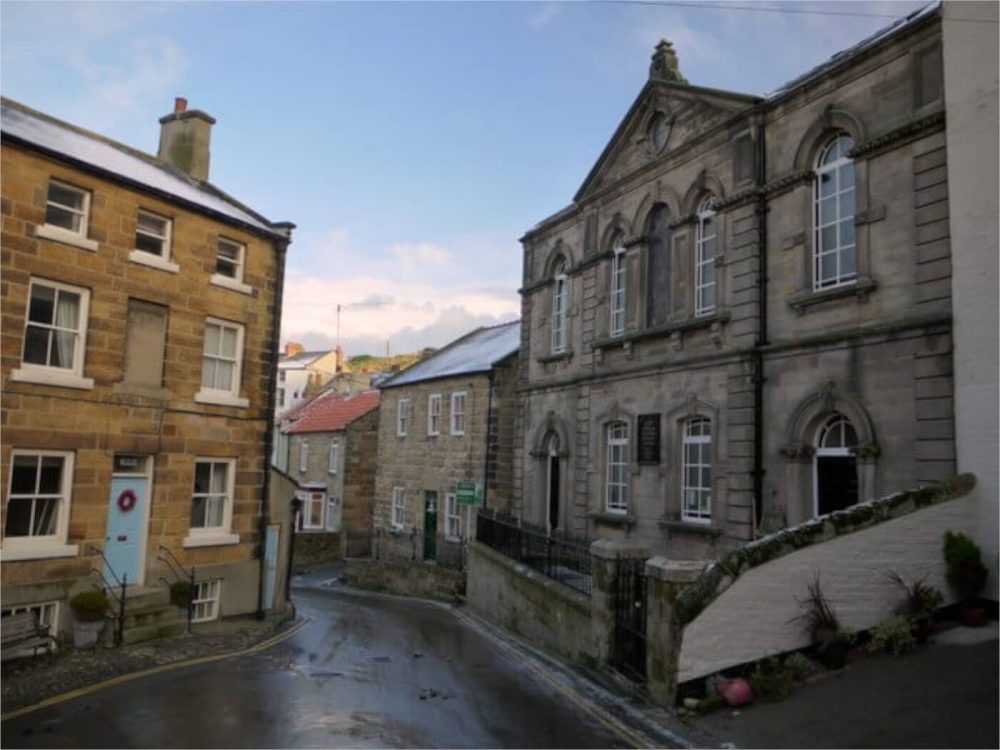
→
(889, 572, 943, 643)
(792, 574, 853, 669)
(69, 590, 109, 649)
(943, 531, 990, 626)
(169, 580, 193, 609)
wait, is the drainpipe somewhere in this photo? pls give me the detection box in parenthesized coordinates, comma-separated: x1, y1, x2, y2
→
(482, 369, 496, 511)
(752, 113, 769, 535)
(256, 227, 292, 619)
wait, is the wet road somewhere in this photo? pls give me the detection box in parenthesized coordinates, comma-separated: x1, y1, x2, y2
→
(2, 579, 631, 748)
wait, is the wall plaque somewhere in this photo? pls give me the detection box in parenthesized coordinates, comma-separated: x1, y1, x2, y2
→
(637, 414, 661, 464)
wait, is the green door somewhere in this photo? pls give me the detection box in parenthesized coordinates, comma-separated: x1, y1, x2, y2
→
(423, 491, 437, 561)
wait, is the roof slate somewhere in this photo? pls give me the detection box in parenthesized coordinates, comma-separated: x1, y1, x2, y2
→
(284, 390, 381, 434)
(0, 98, 285, 237)
(381, 321, 520, 389)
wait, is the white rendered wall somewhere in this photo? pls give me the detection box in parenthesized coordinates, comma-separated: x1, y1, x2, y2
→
(678, 495, 977, 682)
(943, 1, 1000, 599)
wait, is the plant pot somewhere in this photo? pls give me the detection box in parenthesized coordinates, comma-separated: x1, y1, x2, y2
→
(72, 619, 105, 650)
(960, 604, 990, 628)
(911, 616, 933, 644)
(815, 637, 851, 670)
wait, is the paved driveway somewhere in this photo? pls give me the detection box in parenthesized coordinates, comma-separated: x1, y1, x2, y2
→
(3, 579, 635, 749)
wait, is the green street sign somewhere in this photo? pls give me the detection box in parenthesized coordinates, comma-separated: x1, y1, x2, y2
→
(456, 481, 482, 506)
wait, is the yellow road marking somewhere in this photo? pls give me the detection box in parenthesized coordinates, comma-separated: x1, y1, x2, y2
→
(1, 616, 311, 722)
(451, 608, 652, 749)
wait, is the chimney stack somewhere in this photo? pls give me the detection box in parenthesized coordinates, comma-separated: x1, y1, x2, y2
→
(285, 342, 305, 357)
(158, 97, 215, 182)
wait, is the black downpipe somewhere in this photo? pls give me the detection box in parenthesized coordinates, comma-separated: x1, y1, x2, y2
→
(482, 369, 496, 510)
(753, 117, 769, 535)
(256, 231, 291, 619)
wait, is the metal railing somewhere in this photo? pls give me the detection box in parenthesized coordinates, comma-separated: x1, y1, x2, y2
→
(475, 510, 593, 597)
(85, 544, 127, 647)
(157, 545, 195, 634)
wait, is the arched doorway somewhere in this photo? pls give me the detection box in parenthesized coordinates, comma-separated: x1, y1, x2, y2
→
(814, 414, 859, 516)
(546, 433, 561, 534)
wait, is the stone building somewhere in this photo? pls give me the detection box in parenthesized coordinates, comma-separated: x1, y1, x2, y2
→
(1, 97, 293, 639)
(280, 389, 380, 564)
(514, 5, 959, 561)
(276, 342, 341, 416)
(373, 322, 519, 568)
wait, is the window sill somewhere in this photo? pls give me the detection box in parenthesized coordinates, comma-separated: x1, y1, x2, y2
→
(389, 526, 405, 535)
(1, 543, 78, 562)
(588, 511, 635, 528)
(788, 277, 877, 313)
(35, 224, 98, 252)
(593, 335, 627, 351)
(538, 350, 574, 364)
(10, 367, 94, 390)
(451, 431, 466, 437)
(210, 274, 253, 296)
(658, 519, 725, 537)
(128, 250, 180, 274)
(182, 533, 240, 548)
(194, 390, 250, 408)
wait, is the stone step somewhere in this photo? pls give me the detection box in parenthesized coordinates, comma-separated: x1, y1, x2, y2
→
(121, 621, 187, 646)
(123, 605, 182, 630)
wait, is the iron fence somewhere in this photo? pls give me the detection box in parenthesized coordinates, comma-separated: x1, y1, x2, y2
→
(475, 510, 592, 597)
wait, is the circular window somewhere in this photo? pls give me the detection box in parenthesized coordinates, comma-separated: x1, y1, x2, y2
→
(649, 113, 670, 153)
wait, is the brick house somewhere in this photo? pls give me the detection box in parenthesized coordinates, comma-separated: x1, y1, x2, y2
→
(280, 389, 380, 564)
(514, 6, 961, 560)
(373, 323, 519, 568)
(1, 97, 293, 639)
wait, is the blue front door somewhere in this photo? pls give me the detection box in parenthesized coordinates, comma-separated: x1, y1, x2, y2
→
(263, 524, 280, 610)
(104, 475, 148, 586)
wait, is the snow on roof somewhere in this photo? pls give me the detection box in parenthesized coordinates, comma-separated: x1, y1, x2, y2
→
(284, 390, 381, 435)
(0, 98, 284, 237)
(381, 321, 520, 389)
(278, 351, 330, 368)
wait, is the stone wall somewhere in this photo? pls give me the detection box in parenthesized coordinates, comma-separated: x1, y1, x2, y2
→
(1, 141, 282, 622)
(343, 557, 464, 603)
(342, 407, 379, 552)
(675, 475, 977, 684)
(292, 532, 342, 572)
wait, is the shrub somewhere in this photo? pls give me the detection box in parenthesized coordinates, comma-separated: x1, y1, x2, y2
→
(888, 572, 943, 621)
(791, 574, 841, 642)
(783, 652, 819, 680)
(749, 657, 794, 702)
(866, 616, 916, 656)
(169, 580, 193, 607)
(943, 532, 988, 602)
(69, 590, 109, 622)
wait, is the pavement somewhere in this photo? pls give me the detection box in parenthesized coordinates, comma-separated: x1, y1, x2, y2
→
(693, 622, 999, 749)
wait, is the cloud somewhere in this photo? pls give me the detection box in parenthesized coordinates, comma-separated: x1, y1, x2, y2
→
(527, 4, 561, 29)
(390, 242, 451, 266)
(345, 294, 395, 309)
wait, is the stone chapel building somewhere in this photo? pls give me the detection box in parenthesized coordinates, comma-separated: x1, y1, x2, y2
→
(513, 5, 956, 561)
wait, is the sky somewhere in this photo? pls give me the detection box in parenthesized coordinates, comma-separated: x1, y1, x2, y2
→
(1, 0, 928, 357)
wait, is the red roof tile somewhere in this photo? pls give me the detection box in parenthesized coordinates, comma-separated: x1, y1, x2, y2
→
(285, 390, 380, 434)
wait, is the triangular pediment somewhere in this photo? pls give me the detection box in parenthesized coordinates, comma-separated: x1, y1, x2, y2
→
(574, 80, 759, 203)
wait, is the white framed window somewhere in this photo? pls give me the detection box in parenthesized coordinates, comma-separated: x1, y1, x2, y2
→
(195, 318, 248, 407)
(1, 601, 60, 638)
(299, 440, 309, 474)
(277, 387, 285, 407)
(605, 421, 629, 514)
(12, 278, 94, 390)
(397, 398, 410, 437)
(36, 179, 98, 251)
(2, 450, 77, 560)
(328, 439, 339, 474)
(326, 496, 338, 532)
(191, 580, 221, 623)
(427, 394, 442, 436)
(552, 262, 568, 354)
(610, 242, 626, 338)
(813, 414, 860, 517)
(695, 200, 717, 317)
(185, 458, 238, 547)
(445, 493, 461, 540)
(451, 392, 466, 435)
(211, 238, 252, 294)
(302, 491, 325, 530)
(129, 209, 178, 272)
(681, 418, 712, 523)
(392, 487, 405, 530)
(814, 133, 857, 291)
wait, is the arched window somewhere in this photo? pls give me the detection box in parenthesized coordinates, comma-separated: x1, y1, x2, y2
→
(682, 418, 712, 523)
(814, 414, 859, 515)
(646, 205, 672, 328)
(610, 234, 627, 338)
(551, 260, 568, 354)
(605, 421, 629, 513)
(546, 433, 561, 533)
(814, 133, 857, 291)
(695, 198, 717, 316)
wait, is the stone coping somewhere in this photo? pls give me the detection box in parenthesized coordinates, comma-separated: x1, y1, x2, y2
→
(674, 473, 977, 626)
(470, 541, 591, 616)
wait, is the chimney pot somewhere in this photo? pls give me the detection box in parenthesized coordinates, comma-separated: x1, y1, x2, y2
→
(174, 97, 188, 113)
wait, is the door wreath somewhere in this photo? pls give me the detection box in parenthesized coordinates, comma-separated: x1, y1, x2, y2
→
(117, 489, 138, 512)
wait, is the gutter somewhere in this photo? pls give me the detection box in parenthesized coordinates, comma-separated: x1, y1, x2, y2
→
(256, 226, 292, 618)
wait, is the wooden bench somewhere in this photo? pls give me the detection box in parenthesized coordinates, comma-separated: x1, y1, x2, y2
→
(1, 611, 55, 661)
